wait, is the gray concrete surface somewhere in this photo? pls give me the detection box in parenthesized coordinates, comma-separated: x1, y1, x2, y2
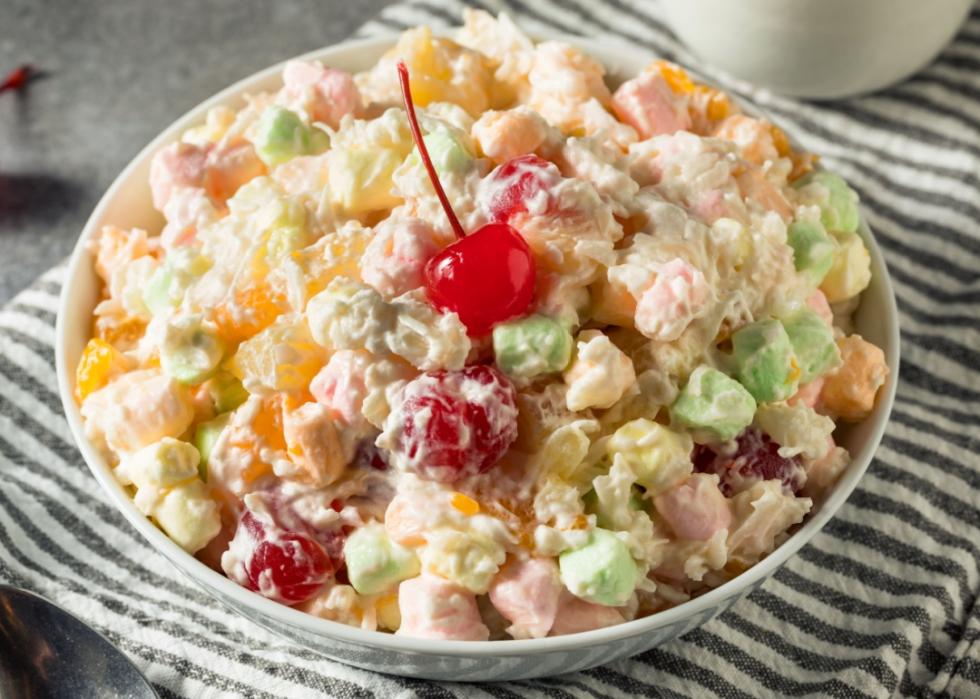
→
(0, 0, 392, 304)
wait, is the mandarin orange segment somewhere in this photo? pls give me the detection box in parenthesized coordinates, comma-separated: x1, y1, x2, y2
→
(75, 338, 125, 402)
(213, 282, 286, 346)
(656, 60, 694, 94)
(95, 316, 146, 348)
(450, 492, 481, 516)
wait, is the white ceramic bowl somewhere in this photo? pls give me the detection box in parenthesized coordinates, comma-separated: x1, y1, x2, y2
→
(55, 33, 900, 681)
(660, 0, 973, 99)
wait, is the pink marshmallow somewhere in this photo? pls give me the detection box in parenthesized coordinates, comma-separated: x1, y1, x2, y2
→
(691, 189, 729, 224)
(384, 492, 427, 548)
(397, 574, 490, 641)
(360, 218, 442, 298)
(309, 350, 369, 427)
(789, 378, 825, 409)
(549, 590, 624, 636)
(160, 187, 215, 249)
(149, 142, 211, 211)
(635, 258, 709, 341)
(654, 474, 732, 541)
(806, 290, 834, 327)
(488, 557, 561, 639)
(281, 60, 361, 129)
(202, 141, 266, 203)
(611, 72, 692, 140)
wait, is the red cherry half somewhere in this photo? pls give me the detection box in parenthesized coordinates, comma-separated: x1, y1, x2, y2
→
(482, 154, 562, 224)
(397, 62, 536, 335)
(393, 364, 519, 483)
(232, 510, 333, 605)
(424, 222, 535, 336)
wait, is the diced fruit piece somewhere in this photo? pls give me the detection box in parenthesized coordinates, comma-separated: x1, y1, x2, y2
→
(160, 315, 225, 385)
(81, 370, 194, 453)
(492, 314, 573, 378)
(787, 220, 835, 286)
(281, 401, 346, 487)
(794, 170, 860, 234)
(205, 370, 249, 414)
(781, 309, 841, 384)
(75, 338, 128, 402)
(329, 145, 407, 215)
(384, 26, 492, 116)
(731, 319, 800, 403)
(344, 522, 420, 595)
(380, 365, 518, 483)
(479, 154, 562, 224)
(253, 106, 329, 167)
(223, 510, 332, 605)
(820, 231, 872, 303)
(606, 418, 694, 495)
(670, 366, 757, 443)
(472, 108, 550, 165)
(193, 414, 229, 481)
(693, 427, 805, 496)
(420, 528, 505, 593)
(563, 330, 636, 412)
(559, 528, 637, 606)
(819, 335, 889, 421)
(229, 315, 325, 392)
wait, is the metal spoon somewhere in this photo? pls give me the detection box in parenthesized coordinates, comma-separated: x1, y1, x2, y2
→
(0, 585, 157, 699)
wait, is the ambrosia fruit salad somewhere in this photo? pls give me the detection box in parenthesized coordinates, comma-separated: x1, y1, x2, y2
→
(76, 11, 889, 640)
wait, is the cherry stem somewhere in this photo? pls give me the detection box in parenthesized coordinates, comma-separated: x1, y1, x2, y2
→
(0, 65, 32, 93)
(396, 61, 465, 241)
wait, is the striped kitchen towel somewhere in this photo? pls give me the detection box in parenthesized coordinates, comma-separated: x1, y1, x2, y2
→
(2, 0, 979, 696)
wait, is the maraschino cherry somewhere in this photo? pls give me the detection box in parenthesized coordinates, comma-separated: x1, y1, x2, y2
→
(397, 62, 536, 336)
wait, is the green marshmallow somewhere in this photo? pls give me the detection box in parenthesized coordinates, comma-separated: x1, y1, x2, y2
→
(731, 320, 800, 403)
(143, 249, 211, 316)
(206, 370, 249, 414)
(193, 414, 230, 482)
(670, 366, 757, 443)
(559, 528, 637, 607)
(161, 315, 224, 385)
(255, 106, 330, 167)
(344, 522, 420, 595)
(794, 170, 860, 234)
(787, 220, 836, 286)
(492, 315, 573, 378)
(406, 129, 473, 176)
(781, 309, 841, 384)
(583, 487, 644, 530)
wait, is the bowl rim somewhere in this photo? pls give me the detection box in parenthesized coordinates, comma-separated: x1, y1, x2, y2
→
(55, 30, 900, 657)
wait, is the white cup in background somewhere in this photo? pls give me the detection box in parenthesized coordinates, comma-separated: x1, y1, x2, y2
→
(658, 0, 974, 99)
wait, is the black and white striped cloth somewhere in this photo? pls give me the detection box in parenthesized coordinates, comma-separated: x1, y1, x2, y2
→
(2, 0, 979, 696)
